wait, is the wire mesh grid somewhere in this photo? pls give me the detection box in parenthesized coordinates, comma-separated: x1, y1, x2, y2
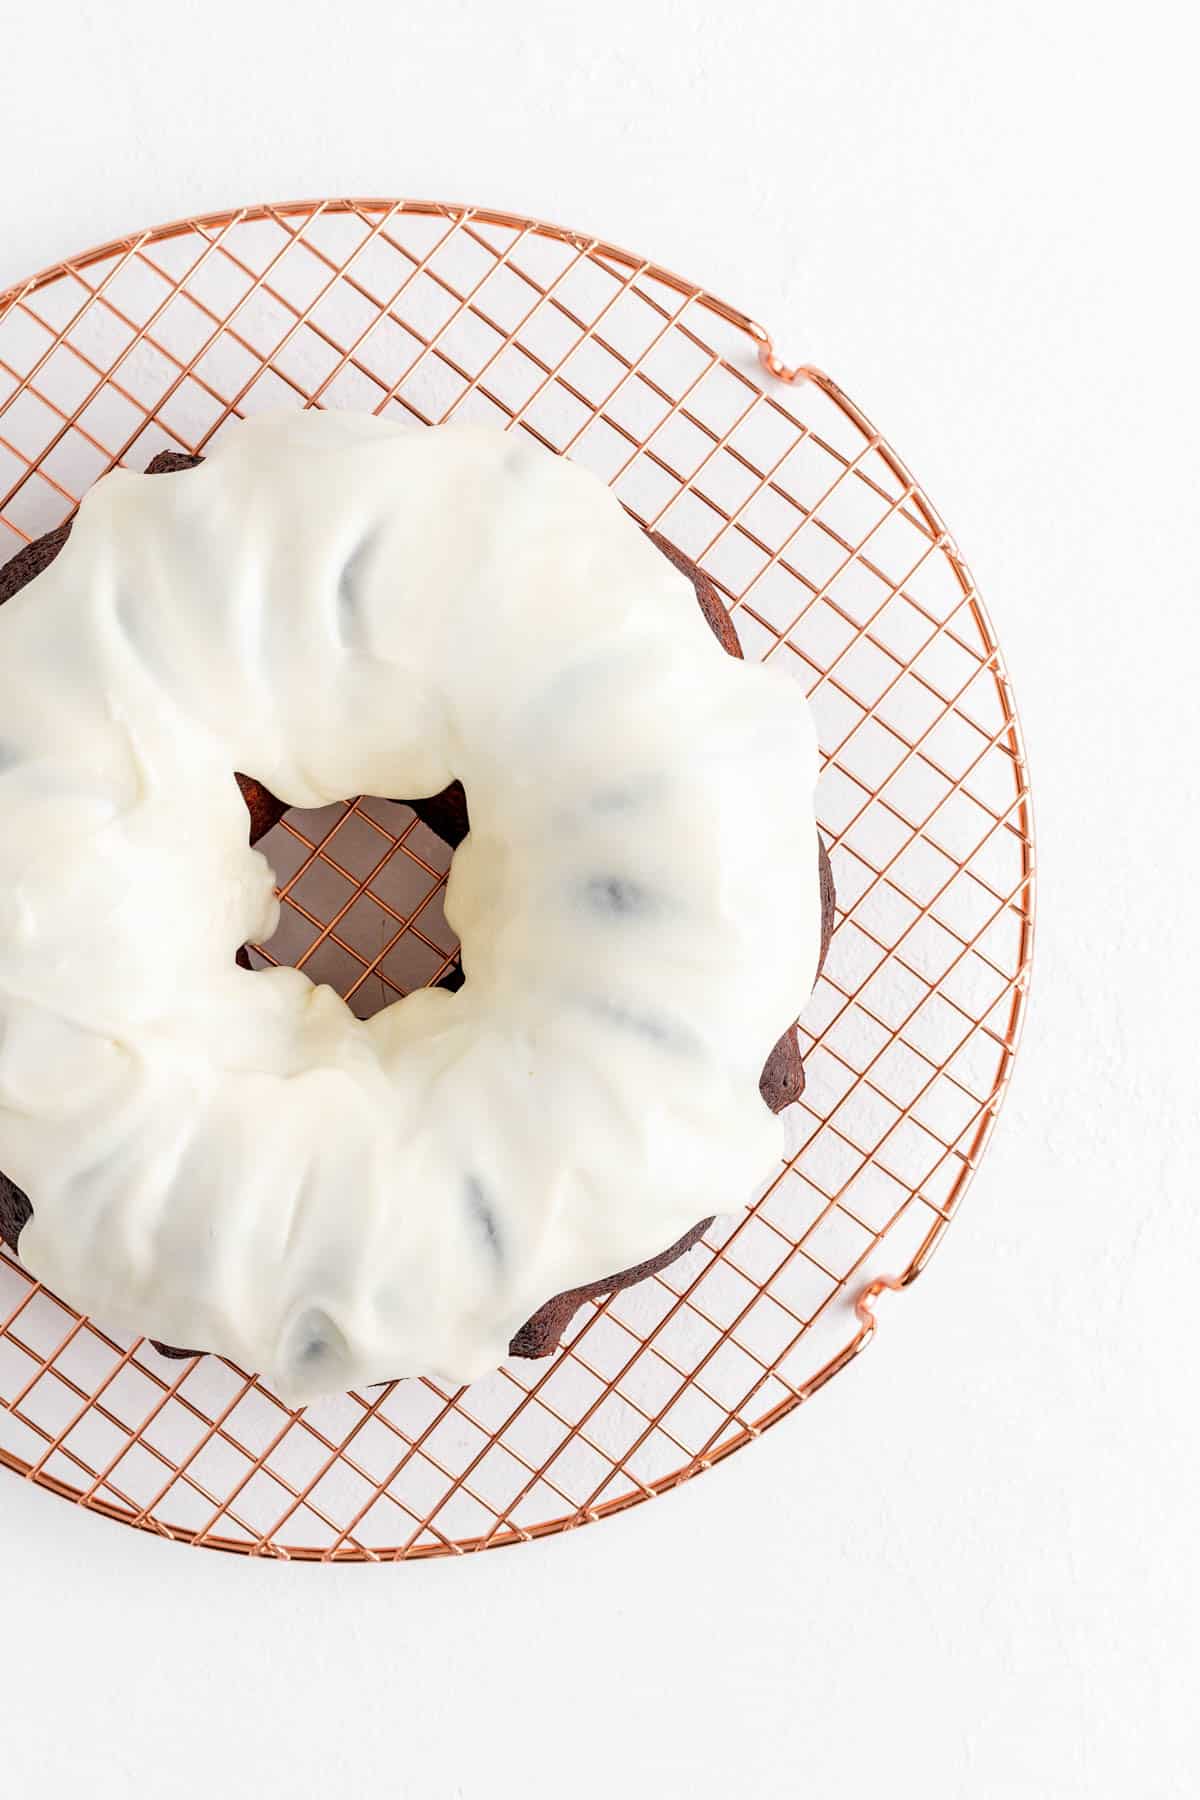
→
(0, 199, 1034, 1559)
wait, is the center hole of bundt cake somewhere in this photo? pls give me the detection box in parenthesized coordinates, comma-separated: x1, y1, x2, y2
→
(245, 793, 463, 1022)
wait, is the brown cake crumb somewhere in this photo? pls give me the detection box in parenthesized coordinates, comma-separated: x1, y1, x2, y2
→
(0, 1172, 32, 1253)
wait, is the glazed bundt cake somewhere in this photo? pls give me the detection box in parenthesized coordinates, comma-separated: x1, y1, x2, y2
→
(0, 414, 831, 1396)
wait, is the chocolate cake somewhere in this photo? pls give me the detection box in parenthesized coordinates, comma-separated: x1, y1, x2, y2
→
(0, 448, 835, 1369)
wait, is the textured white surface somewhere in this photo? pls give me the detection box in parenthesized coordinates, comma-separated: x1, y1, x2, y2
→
(0, 2, 1197, 1797)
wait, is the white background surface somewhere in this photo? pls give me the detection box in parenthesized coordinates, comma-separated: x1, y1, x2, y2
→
(1, 3, 1197, 1795)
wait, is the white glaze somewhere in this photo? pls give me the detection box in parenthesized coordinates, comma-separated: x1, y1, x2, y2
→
(0, 413, 821, 1403)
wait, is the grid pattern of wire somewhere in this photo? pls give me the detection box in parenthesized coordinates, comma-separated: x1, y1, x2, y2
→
(0, 200, 1034, 1558)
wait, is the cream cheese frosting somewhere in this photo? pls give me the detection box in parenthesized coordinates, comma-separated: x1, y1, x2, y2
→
(0, 412, 822, 1403)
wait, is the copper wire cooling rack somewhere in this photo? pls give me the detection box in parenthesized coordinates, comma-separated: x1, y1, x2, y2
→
(0, 199, 1035, 1559)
